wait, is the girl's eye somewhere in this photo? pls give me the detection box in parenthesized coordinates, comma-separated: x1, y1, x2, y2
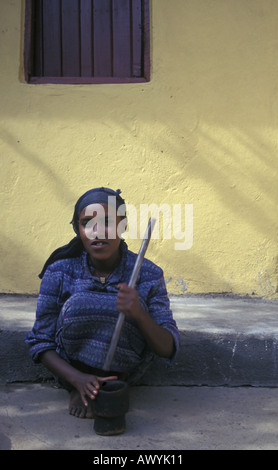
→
(79, 219, 91, 227)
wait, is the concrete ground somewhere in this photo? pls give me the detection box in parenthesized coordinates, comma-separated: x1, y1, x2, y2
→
(2, 382, 278, 450)
(1, 293, 278, 450)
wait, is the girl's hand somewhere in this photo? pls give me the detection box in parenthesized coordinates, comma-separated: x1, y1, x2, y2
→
(74, 373, 118, 407)
(117, 283, 144, 320)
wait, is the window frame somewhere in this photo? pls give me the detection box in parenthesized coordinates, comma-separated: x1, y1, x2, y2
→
(24, 0, 151, 84)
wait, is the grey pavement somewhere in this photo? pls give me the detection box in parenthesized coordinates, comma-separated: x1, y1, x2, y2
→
(1, 293, 278, 450)
(2, 382, 278, 450)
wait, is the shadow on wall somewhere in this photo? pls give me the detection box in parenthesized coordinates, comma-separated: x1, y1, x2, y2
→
(1, 122, 278, 295)
(0, 232, 42, 292)
(0, 128, 77, 293)
(167, 124, 278, 238)
(1, 1, 278, 294)
(165, 249, 234, 295)
(0, 127, 76, 205)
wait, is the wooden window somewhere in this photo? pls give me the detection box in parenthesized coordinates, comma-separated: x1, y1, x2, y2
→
(24, 0, 150, 84)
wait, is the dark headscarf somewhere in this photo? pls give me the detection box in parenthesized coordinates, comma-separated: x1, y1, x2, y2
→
(39, 187, 126, 279)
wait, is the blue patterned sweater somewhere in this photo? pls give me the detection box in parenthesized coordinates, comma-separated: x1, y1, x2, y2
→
(25, 242, 180, 375)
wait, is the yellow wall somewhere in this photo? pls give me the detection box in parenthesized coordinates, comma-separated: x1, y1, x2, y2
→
(1, 0, 278, 297)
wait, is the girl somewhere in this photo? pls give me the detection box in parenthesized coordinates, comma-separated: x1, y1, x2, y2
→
(25, 187, 180, 419)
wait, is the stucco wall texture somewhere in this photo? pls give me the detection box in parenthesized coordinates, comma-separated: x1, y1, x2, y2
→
(0, 0, 278, 297)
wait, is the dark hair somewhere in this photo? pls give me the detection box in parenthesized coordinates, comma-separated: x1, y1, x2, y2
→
(71, 187, 126, 235)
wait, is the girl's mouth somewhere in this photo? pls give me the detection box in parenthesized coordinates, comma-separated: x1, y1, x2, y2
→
(91, 240, 108, 247)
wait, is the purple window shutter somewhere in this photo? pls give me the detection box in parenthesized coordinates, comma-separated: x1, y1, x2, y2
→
(61, 0, 80, 77)
(25, 0, 150, 83)
(42, 0, 62, 76)
(93, 0, 113, 77)
(112, 0, 131, 77)
(80, 0, 93, 77)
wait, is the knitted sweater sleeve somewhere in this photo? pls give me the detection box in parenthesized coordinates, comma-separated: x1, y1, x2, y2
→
(25, 264, 63, 363)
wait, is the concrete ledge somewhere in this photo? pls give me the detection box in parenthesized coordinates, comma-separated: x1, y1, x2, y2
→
(1, 294, 278, 386)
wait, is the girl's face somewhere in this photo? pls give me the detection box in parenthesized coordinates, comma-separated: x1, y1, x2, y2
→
(78, 203, 125, 265)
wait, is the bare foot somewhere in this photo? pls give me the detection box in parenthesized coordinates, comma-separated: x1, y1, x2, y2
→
(69, 389, 95, 419)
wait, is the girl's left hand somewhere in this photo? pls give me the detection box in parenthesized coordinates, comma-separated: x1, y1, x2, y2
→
(116, 283, 143, 319)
